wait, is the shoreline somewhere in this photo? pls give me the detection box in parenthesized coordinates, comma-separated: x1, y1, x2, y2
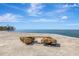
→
(14, 29, 79, 38)
(3, 31, 79, 39)
(0, 31, 79, 56)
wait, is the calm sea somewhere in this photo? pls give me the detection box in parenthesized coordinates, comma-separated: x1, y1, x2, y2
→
(15, 30, 79, 38)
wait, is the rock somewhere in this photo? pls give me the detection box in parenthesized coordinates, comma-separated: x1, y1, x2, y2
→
(20, 37, 35, 45)
(41, 37, 57, 46)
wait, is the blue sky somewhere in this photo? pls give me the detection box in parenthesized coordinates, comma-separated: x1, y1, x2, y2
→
(0, 3, 79, 30)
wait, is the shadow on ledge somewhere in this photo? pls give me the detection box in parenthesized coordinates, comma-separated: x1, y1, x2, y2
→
(24, 40, 61, 47)
(44, 43, 61, 47)
(51, 43, 61, 47)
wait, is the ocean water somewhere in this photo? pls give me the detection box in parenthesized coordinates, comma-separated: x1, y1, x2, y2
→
(15, 30, 79, 38)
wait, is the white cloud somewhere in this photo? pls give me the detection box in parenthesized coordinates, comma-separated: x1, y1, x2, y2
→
(27, 3, 44, 16)
(21, 3, 79, 19)
(30, 19, 59, 22)
(57, 3, 79, 14)
(63, 4, 69, 8)
(55, 8, 67, 13)
(2, 4, 26, 12)
(63, 3, 79, 8)
(73, 4, 77, 7)
(0, 13, 23, 22)
(66, 23, 79, 26)
(52, 3, 79, 14)
(71, 4, 79, 7)
(61, 16, 68, 20)
(55, 4, 78, 13)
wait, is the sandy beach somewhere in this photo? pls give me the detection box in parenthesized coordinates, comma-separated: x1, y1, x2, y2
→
(0, 31, 79, 56)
